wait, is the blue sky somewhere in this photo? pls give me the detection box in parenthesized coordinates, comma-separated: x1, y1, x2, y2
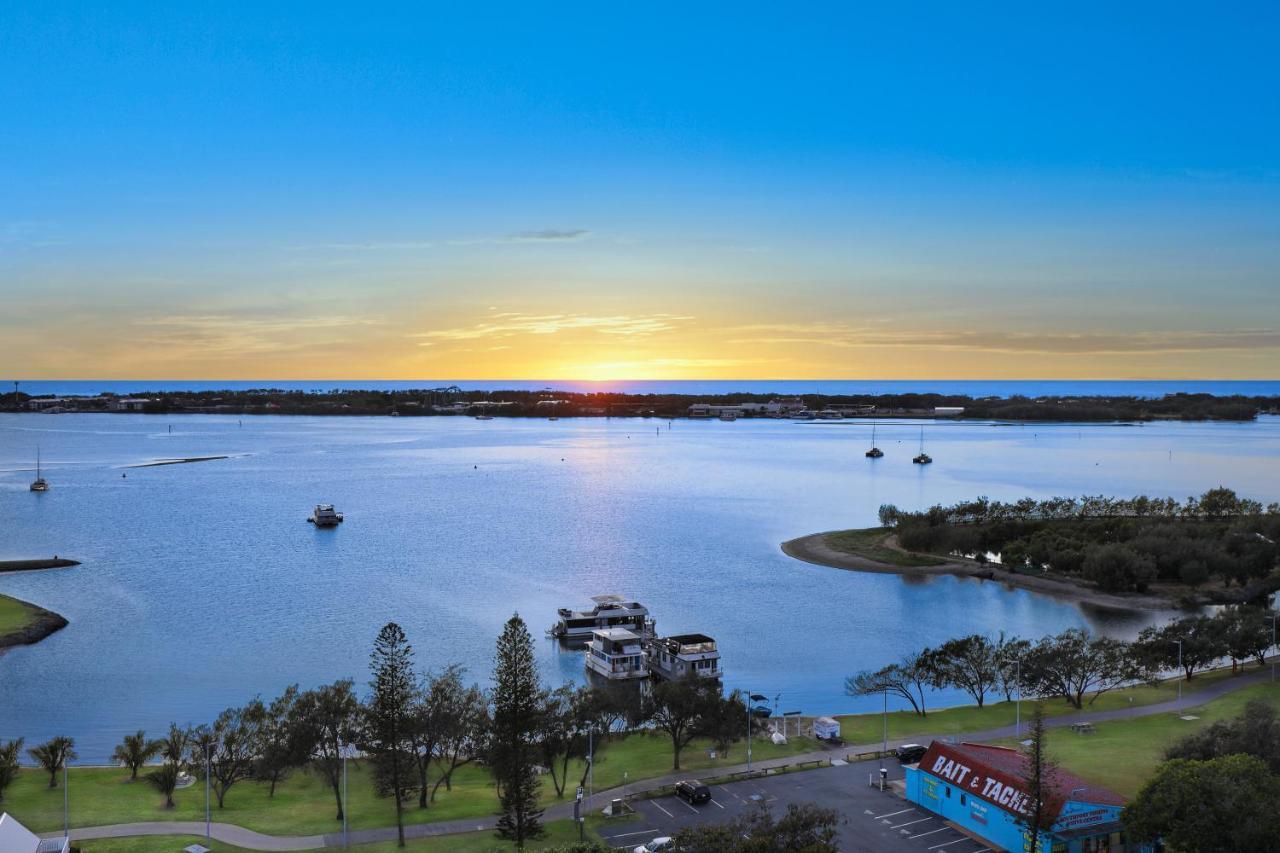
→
(2, 3, 1278, 379)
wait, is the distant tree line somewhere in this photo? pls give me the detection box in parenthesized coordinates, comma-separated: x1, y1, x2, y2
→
(0, 614, 748, 849)
(5, 388, 1273, 421)
(879, 488, 1280, 593)
(846, 606, 1277, 715)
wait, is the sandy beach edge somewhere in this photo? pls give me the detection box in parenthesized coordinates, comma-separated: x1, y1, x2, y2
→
(780, 531, 1182, 611)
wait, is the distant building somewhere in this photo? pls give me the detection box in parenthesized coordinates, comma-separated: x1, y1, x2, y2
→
(107, 397, 149, 412)
(933, 406, 966, 416)
(27, 397, 74, 411)
(765, 397, 806, 414)
(0, 813, 69, 853)
(904, 741, 1147, 853)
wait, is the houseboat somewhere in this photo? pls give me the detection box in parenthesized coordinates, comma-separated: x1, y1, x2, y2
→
(551, 595, 653, 641)
(585, 628, 649, 680)
(646, 633, 721, 681)
(308, 504, 344, 526)
(816, 409, 842, 420)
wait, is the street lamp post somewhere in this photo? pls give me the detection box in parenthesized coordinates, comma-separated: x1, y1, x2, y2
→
(62, 761, 68, 843)
(1015, 658, 1022, 738)
(205, 744, 211, 840)
(1175, 640, 1183, 714)
(746, 692, 752, 771)
(342, 746, 349, 849)
(1269, 614, 1278, 683)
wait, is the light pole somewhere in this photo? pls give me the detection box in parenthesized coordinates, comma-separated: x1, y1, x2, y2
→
(1014, 658, 1022, 738)
(342, 745, 349, 849)
(62, 760, 68, 843)
(1269, 614, 1278, 682)
(1174, 640, 1183, 714)
(205, 744, 211, 840)
(746, 692, 752, 771)
(881, 689, 888, 764)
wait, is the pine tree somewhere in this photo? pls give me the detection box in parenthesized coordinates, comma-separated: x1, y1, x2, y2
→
(1017, 704, 1058, 853)
(491, 613, 545, 846)
(368, 622, 417, 848)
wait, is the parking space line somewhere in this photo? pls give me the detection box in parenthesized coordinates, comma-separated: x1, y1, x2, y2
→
(651, 800, 674, 818)
(874, 807, 915, 820)
(891, 817, 933, 829)
(908, 827, 950, 839)
(710, 798, 725, 809)
(676, 797, 699, 814)
(604, 829, 660, 839)
(927, 839, 972, 850)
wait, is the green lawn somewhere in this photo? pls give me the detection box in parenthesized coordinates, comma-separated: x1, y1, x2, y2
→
(74, 817, 614, 852)
(996, 680, 1280, 797)
(823, 528, 946, 568)
(3, 730, 810, 836)
(837, 661, 1266, 744)
(0, 593, 42, 636)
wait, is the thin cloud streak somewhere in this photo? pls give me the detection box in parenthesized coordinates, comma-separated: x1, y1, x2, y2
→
(411, 312, 693, 343)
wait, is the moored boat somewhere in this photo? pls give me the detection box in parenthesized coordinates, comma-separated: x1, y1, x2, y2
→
(552, 595, 653, 641)
(308, 504, 344, 526)
(29, 447, 49, 492)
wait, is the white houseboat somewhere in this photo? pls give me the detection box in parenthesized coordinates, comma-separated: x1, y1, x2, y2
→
(552, 595, 653, 641)
(584, 628, 649, 680)
(646, 633, 721, 681)
(308, 504, 344, 526)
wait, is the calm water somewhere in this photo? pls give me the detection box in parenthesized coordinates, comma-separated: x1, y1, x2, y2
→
(3, 413, 1279, 760)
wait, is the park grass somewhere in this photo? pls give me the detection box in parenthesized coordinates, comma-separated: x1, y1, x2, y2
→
(823, 528, 946, 568)
(837, 660, 1266, 744)
(995, 680, 1280, 797)
(4, 730, 811, 836)
(74, 817, 611, 851)
(0, 593, 41, 635)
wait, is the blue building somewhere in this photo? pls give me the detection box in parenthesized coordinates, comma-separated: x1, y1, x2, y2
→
(904, 741, 1150, 852)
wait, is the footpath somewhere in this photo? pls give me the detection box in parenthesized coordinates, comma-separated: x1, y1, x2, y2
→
(46, 666, 1276, 850)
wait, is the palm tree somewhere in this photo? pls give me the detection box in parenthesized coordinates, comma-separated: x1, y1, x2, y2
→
(112, 730, 163, 780)
(0, 738, 23, 803)
(28, 736, 76, 788)
(146, 761, 181, 808)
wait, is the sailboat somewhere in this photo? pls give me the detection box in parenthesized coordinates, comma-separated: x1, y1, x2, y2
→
(912, 426, 932, 465)
(865, 422, 884, 458)
(30, 447, 49, 491)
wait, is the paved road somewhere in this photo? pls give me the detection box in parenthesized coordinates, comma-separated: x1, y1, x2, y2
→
(45, 665, 1277, 850)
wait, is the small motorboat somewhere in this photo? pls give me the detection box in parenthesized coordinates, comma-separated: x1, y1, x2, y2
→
(308, 504, 344, 526)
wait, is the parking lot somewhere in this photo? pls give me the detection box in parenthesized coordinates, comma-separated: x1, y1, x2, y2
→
(595, 758, 994, 853)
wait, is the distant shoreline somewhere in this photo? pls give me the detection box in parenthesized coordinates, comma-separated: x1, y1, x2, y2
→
(781, 531, 1183, 611)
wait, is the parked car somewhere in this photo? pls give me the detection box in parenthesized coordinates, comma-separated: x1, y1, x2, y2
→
(674, 779, 712, 804)
(895, 743, 928, 764)
(634, 837, 673, 853)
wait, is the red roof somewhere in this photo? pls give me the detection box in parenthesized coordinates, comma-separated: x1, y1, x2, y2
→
(917, 741, 1126, 822)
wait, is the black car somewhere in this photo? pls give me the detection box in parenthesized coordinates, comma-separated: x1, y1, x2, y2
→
(895, 743, 928, 764)
(674, 780, 712, 805)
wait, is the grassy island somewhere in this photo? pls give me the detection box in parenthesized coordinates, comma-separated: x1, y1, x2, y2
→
(0, 593, 68, 649)
(786, 488, 1280, 609)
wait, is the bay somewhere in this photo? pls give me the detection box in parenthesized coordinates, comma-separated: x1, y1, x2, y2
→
(2, 413, 1278, 760)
